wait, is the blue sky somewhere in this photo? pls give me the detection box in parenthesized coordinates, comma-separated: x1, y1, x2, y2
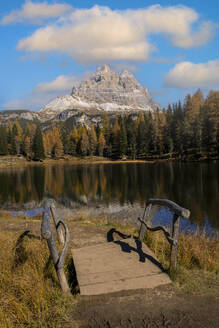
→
(0, 0, 219, 111)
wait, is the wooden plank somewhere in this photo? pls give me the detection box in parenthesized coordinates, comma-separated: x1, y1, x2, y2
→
(72, 238, 171, 296)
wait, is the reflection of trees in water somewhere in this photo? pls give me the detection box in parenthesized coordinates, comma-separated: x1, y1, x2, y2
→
(0, 167, 45, 204)
(45, 165, 64, 196)
(33, 166, 45, 201)
(0, 162, 218, 229)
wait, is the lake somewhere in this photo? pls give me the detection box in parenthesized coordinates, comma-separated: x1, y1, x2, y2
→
(0, 162, 218, 233)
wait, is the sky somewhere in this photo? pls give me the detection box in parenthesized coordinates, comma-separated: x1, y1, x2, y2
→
(0, 0, 219, 111)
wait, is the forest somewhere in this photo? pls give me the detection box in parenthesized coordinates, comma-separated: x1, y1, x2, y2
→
(0, 89, 218, 160)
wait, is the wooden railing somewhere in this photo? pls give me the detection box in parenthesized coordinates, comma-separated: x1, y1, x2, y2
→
(138, 199, 190, 270)
(41, 199, 70, 293)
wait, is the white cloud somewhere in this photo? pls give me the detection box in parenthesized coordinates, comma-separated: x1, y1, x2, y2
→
(136, 5, 213, 48)
(13, 4, 214, 64)
(1, 0, 71, 25)
(3, 72, 92, 110)
(164, 59, 219, 89)
(35, 75, 79, 92)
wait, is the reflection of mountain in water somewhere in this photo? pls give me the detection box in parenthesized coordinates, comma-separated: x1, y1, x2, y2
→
(0, 162, 219, 231)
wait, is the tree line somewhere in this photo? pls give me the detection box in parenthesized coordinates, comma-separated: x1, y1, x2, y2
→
(0, 89, 218, 160)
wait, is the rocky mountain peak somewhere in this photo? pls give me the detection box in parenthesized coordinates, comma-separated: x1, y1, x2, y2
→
(71, 65, 159, 111)
(119, 69, 142, 90)
(96, 64, 111, 74)
(92, 64, 118, 84)
(40, 65, 160, 119)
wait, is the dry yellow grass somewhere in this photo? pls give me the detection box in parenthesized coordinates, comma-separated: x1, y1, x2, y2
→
(0, 231, 73, 328)
(143, 229, 219, 272)
(143, 228, 219, 295)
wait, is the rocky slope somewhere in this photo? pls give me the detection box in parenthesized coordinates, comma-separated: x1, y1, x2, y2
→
(0, 110, 39, 123)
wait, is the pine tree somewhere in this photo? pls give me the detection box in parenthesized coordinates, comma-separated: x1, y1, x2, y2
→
(12, 120, 23, 155)
(137, 116, 147, 158)
(69, 135, 77, 156)
(193, 107, 204, 153)
(51, 127, 64, 158)
(88, 125, 97, 156)
(164, 105, 173, 154)
(126, 117, 136, 159)
(95, 124, 101, 140)
(112, 119, 120, 159)
(24, 136, 31, 159)
(171, 102, 184, 154)
(156, 110, 166, 154)
(61, 133, 70, 154)
(71, 126, 79, 155)
(183, 95, 196, 148)
(53, 138, 64, 158)
(148, 112, 157, 153)
(0, 126, 8, 155)
(98, 132, 106, 157)
(191, 89, 204, 122)
(7, 121, 13, 155)
(119, 117, 127, 156)
(130, 133, 136, 159)
(204, 91, 219, 151)
(32, 126, 45, 160)
(12, 123, 19, 154)
(10, 130, 17, 155)
(80, 129, 89, 156)
(102, 114, 110, 139)
(72, 126, 79, 144)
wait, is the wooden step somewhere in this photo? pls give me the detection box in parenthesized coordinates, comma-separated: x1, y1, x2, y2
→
(72, 237, 171, 296)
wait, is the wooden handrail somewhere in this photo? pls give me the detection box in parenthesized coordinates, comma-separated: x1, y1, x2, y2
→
(138, 199, 190, 271)
(147, 199, 190, 219)
(138, 218, 175, 245)
(41, 199, 70, 293)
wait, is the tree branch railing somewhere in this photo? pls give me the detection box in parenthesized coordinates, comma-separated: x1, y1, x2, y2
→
(41, 199, 70, 293)
(138, 199, 190, 271)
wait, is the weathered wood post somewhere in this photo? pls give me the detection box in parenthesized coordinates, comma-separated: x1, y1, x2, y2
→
(41, 200, 70, 294)
(50, 202, 65, 245)
(170, 213, 180, 270)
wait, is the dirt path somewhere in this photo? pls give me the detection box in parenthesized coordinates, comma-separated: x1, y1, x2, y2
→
(74, 285, 219, 328)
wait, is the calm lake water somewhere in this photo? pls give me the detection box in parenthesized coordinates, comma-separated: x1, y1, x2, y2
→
(0, 162, 219, 233)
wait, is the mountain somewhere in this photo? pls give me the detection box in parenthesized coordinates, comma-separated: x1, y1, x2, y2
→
(40, 65, 160, 120)
(0, 65, 160, 127)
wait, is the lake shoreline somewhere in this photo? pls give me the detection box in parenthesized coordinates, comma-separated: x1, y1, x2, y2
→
(0, 153, 218, 169)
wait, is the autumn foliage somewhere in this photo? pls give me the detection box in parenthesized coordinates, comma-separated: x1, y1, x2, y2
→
(0, 89, 219, 160)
